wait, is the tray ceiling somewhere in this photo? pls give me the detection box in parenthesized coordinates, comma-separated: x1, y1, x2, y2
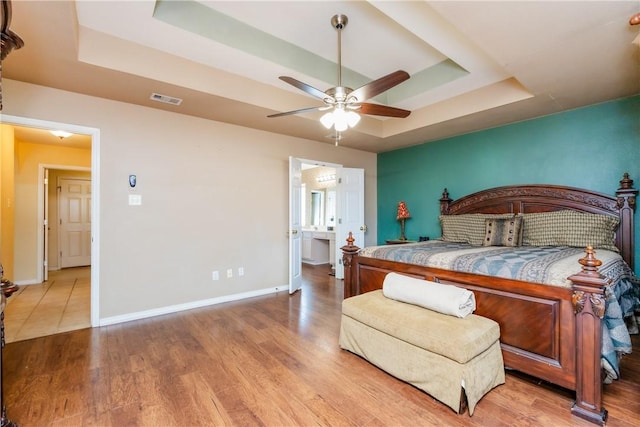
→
(4, 1, 639, 152)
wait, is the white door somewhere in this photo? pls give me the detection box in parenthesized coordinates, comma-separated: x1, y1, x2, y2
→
(43, 169, 49, 281)
(335, 168, 365, 279)
(289, 157, 303, 294)
(59, 178, 92, 268)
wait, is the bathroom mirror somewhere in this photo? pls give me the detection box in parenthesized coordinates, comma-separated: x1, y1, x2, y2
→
(301, 165, 337, 228)
(310, 190, 325, 226)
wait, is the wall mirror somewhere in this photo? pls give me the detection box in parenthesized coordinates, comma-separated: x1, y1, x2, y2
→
(310, 190, 325, 226)
(301, 165, 336, 228)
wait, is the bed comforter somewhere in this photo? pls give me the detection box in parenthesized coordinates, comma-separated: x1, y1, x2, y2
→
(359, 240, 640, 382)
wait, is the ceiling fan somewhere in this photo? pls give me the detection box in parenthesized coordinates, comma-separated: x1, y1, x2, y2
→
(267, 14, 411, 134)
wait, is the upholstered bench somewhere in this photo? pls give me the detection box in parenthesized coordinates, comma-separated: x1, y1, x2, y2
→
(339, 289, 505, 415)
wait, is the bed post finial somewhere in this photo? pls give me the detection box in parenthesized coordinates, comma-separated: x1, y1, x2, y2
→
(440, 188, 452, 214)
(341, 232, 360, 299)
(576, 246, 602, 276)
(619, 172, 634, 190)
(617, 172, 636, 211)
(345, 231, 355, 247)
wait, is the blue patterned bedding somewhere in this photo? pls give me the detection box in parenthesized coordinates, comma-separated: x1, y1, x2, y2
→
(360, 240, 640, 382)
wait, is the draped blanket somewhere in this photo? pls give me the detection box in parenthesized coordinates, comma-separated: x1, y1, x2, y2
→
(360, 240, 640, 382)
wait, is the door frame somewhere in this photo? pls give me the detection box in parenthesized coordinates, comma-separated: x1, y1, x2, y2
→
(43, 168, 49, 282)
(3, 114, 101, 327)
(39, 167, 91, 278)
(290, 157, 342, 291)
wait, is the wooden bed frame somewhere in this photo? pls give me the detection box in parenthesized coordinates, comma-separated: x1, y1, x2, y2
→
(341, 173, 637, 425)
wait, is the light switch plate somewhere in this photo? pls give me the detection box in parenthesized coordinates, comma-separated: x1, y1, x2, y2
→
(128, 194, 142, 206)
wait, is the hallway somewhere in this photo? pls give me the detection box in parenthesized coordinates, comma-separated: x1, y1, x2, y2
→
(4, 267, 91, 343)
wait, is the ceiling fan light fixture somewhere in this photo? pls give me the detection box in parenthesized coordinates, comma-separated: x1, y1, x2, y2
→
(321, 108, 360, 132)
(346, 111, 361, 127)
(333, 108, 348, 131)
(320, 112, 334, 129)
(268, 13, 411, 140)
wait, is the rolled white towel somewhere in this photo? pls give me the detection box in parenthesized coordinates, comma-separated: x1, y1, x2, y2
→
(382, 272, 476, 318)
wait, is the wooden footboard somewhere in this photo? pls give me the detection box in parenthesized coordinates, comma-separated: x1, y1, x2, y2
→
(342, 241, 609, 424)
(340, 174, 636, 425)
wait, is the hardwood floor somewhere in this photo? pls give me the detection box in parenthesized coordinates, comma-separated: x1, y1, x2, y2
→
(3, 264, 639, 426)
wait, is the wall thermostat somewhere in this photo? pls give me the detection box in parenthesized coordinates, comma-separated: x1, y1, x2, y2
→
(129, 174, 137, 188)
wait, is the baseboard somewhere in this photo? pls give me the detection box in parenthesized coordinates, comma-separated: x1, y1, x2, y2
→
(13, 279, 41, 286)
(99, 285, 289, 327)
(302, 260, 330, 266)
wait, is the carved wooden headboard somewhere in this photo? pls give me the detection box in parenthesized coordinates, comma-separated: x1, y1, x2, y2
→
(439, 173, 637, 269)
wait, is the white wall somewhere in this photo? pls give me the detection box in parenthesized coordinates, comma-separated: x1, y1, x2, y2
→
(3, 79, 377, 321)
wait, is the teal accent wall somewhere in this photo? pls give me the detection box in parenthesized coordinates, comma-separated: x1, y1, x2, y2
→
(378, 95, 640, 271)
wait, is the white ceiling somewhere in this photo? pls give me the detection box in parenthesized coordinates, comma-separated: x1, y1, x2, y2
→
(4, 1, 640, 153)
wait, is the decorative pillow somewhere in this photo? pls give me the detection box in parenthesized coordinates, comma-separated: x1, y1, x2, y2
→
(440, 213, 517, 246)
(482, 216, 523, 247)
(521, 210, 619, 252)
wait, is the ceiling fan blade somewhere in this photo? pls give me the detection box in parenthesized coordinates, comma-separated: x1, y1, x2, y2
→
(348, 70, 410, 102)
(267, 106, 325, 118)
(357, 103, 411, 118)
(279, 76, 328, 100)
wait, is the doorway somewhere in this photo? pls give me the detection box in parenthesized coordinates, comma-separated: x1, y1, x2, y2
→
(289, 158, 342, 294)
(1, 114, 100, 327)
(289, 157, 365, 293)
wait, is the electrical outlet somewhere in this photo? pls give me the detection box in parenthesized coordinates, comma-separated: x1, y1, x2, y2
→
(212, 271, 219, 281)
(238, 267, 244, 276)
(226, 269, 233, 278)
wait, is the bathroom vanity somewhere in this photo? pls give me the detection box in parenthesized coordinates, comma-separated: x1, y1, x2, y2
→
(302, 230, 336, 266)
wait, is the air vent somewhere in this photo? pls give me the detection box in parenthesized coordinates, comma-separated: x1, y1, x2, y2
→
(150, 93, 183, 106)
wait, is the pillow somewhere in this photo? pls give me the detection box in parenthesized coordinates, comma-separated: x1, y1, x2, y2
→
(482, 216, 523, 247)
(440, 213, 518, 246)
(382, 272, 476, 318)
(521, 210, 619, 252)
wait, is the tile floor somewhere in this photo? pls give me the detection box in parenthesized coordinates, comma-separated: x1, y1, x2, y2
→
(4, 267, 91, 343)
